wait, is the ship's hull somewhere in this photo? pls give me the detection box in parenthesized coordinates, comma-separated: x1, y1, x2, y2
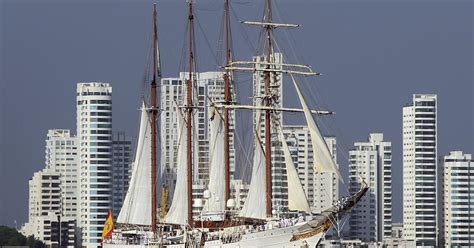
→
(104, 244, 185, 248)
(104, 245, 185, 248)
(204, 224, 323, 248)
(104, 224, 323, 248)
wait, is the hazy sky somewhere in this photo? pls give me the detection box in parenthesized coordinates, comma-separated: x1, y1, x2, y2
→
(1, 0, 472, 227)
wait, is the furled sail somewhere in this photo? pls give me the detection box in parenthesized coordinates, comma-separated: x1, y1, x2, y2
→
(277, 124, 311, 212)
(163, 109, 188, 225)
(204, 109, 226, 212)
(117, 101, 151, 225)
(239, 131, 267, 219)
(290, 74, 343, 181)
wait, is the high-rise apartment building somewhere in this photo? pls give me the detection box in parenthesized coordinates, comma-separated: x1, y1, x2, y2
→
(111, 132, 132, 219)
(22, 211, 77, 248)
(45, 129, 78, 218)
(160, 72, 236, 200)
(442, 151, 473, 247)
(21, 168, 78, 247)
(21, 130, 79, 246)
(27, 169, 62, 222)
(76, 82, 113, 247)
(348, 133, 392, 242)
(282, 125, 339, 213)
(160, 77, 183, 195)
(402, 94, 437, 247)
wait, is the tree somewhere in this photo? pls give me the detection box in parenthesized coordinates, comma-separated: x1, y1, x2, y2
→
(27, 235, 46, 248)
(0, 225, 45, 248)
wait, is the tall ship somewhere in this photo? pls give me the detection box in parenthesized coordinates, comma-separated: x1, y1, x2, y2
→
(103, 1, 368, 247)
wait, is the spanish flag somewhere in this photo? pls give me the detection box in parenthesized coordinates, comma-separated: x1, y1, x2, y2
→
(101, 210, 114, 242)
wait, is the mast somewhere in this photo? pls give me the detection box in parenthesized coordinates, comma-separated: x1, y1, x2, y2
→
(150, 4, 160, 234)
(263, 0, 273, 218)
(186, 0, 195, 227)
(223, 0, 231, 209)
(222, 0, 323, 221)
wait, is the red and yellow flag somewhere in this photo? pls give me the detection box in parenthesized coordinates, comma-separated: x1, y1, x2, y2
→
(101, 210, 114, 242)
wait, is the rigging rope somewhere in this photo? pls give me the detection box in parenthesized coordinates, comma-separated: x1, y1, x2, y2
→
(195, 16, 220, 69)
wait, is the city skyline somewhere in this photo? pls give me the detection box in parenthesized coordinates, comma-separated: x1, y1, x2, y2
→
(1, 0, 472, 230)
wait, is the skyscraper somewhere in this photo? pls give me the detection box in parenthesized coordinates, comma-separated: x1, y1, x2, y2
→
(402, 94, 437, 247)
(21, 168, 78, 247)
(45, 129, 78, 218)
(442, 151, 473, 247)
(348, 133, 392, 242)
(76, 82, 113, 248)
(160, 72, 236, 201)
(27, 169, 62, 223)
(282, 125, 339, 213)
(21, 130, 79, 247)
(160, 77, 183, 199)
(111, 132, 132, 219)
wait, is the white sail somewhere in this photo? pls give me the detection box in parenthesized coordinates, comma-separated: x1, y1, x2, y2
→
(204, 110, 226, 212)
(239, 133, 267, 219)
(163, 110, 188, 225)
(290, 74, 343, 181)
(277, 125, 311, 212)
(117, 102, 151, 225)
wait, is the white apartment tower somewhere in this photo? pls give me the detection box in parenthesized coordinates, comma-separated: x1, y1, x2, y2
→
(442, 151, 473, 247)
(21, 131, 79, 246)
(160, 77, 183, 194)
(111, 132, 132, 219)
(27, 169, 62, 222)
(160, 72, 236, 200)
(45, 129, 78, 218)
(76, 82, 113, 247)
(22, 212, 77, 248)
(21, 168, 74, 246)
(282, 126, 339, 213)
(348, 133, 392, 242)
(402, 94, 437, 247)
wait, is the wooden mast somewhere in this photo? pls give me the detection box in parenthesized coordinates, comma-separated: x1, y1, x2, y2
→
(263, 0, 273, 218)
(186, 0, 195, 227)
(221, 0, 323, 221)
(220, 0, 320, 220)
(150, 3, 160, 234)
(223, 0, 231, 209)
